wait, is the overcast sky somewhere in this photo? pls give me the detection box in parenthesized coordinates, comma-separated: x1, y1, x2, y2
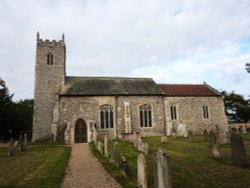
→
(0, 0, 250, 101)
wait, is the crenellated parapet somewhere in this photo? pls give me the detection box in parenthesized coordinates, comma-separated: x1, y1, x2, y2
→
(36, 32, 65, 47)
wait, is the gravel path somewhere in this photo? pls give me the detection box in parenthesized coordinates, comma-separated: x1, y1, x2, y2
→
(61, 144, 121, 188)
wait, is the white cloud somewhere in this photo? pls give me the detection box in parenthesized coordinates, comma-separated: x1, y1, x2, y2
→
(0, 0, 250, 100)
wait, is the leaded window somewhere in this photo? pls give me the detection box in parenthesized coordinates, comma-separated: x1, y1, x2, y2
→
(100, 105, 114, 129)
(170, 106, 177, 120)
(203, 105, 209, 119)
(139, 105, 152, 127)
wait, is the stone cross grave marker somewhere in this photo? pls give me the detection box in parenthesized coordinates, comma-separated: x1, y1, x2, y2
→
(154, 148, 172, 188)
(230, 133, 249, 168)
(137, 153, 148, 188)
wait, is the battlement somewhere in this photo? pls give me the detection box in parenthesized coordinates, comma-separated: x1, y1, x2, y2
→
(36, 32, 65, 47)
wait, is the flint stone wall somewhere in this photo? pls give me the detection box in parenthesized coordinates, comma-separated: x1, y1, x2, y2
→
(164, 96, 228, 135)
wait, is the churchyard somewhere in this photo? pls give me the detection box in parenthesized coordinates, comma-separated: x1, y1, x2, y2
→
(0, 142, 71, 187)
(91, 133, 250, 188)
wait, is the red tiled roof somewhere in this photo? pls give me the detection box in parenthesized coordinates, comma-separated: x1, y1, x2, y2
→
(158, 84, 220, 96)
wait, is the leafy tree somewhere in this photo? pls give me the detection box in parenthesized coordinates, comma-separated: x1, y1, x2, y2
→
(0, 78, 14, 139)
(246, 63, 250, 74)
(221, 91, 250, 123)
(0, 78, 33, 140)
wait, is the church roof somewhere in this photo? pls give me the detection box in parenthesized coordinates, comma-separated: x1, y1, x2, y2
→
(158, 83, 221, 96)
(60, 77, 165, 96)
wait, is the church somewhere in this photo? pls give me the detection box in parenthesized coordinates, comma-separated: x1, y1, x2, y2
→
(32, 34, 228, 144)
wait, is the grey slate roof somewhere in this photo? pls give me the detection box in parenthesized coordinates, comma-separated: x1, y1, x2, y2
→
(60, 77, 164, 96)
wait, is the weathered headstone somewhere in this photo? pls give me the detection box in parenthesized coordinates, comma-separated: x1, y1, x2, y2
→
(104, 135, 109, 157)
(122, 156, 129, 178)
(154, 149, 172, 188)
(8, 138, 14, 157)
(209, 130, 217, 148)
(212, 145, 221, 158)
(141, 143, 149, 155)
(215, 125, 220, 145)
(230, 133, 248, 168)
(19, 135, 23, 151)
(187, 130, 193, 142)
(219, 132, 228, 144)
(23, 133, 27, 151)
(203, 129, 209, 141)
(137, 153, 148, 188)
(161, 136, 168, 144)
(51, 133, 55, 147)
(177, 122, 187, 137)
(241, 125, 247, 134)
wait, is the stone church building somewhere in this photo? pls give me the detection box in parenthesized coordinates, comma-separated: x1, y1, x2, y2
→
(32, 34, 228, 144)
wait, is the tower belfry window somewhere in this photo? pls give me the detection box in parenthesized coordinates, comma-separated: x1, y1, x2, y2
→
(47, 53, 53, 65)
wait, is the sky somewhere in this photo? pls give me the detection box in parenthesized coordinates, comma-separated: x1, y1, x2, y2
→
(0, 0, 250, 101)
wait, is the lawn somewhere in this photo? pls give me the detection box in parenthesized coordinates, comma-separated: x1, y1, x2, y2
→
(0, 143, 71, 188)
(91, 134, 250, 188)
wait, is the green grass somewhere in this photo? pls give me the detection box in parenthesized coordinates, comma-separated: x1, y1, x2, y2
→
(0, 144, 71, 188)
(91, 134, 250, 188)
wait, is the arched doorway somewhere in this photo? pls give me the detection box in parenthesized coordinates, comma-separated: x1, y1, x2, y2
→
(75, 118, 87, 143)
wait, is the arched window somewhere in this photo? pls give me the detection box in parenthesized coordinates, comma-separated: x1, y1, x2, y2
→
(139, 105, 152, 127)
(47, 53, 53, 65)
(100, 105, 114, 129)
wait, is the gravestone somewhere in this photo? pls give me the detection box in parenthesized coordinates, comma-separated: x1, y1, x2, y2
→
(187, 130, 193, 142)
(215, 125, 220, 145)
(219, 132, 228, 144)
(51, 133, 55, 147)
(209, 130, 217, 148)
(203, 129, 209, 141)
(241, 125, 247, 134)
(177, 123, 187, 137)
(161, 136, 168, 144)
(230, 133, 248, 168)
(154, 149, 172, 188)
(212, 145, 221, 158)
(137, 153, 148, 188)
(23, 133, 27, 151)
(104, 135, 109, 157)
(8, 138, 14, 157)
(19, 135, 23, 151)
(141, 143, 149, 155)
(122, 156, 129, 178)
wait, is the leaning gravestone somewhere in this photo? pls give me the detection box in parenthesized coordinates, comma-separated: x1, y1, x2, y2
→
(215, 125, 220, 145)
(154, 148, 172, 188)
(8, 138, 14, 157)
(230, 133, 248, 168)
(137, 153, 148, 188)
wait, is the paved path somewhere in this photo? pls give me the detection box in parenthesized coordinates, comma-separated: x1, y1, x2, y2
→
(61, 144, 121, 188)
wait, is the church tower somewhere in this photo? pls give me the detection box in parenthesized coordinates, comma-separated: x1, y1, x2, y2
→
(32, 33, 66, 141)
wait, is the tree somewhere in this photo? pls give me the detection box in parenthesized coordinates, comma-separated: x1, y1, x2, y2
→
(221, 91, 250, 123)
(0, 77, 14, 139)
(0, 78, 33, 140)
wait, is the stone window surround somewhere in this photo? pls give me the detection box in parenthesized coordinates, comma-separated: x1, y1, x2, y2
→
(100, 104, 114, 129)
(203, 105, 210, 119)
(170, 105, 177, 120)
(139, 104, 153, 128)
(47, 52, 53, 65)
